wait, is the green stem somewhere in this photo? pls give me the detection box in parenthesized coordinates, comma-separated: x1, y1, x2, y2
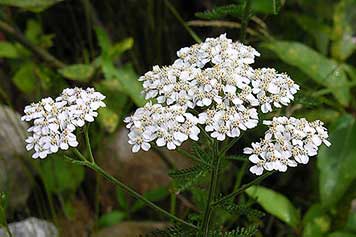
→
(219, 136, 242, 156)
(212, 172, 274, 206)
(240, 0, 251, 43)
(84, 125, 95, 163)
(200, 141, 221, 236)
(164, 0, 201, 43)
(85, 161, 197, 229)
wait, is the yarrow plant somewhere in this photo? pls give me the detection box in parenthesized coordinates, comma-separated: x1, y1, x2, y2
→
(125, 34, 327, 175)
(121, 34, 330, 235)
(22, 34, 330, 237)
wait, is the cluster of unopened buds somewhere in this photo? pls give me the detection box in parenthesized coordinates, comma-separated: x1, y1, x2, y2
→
(22, 88, 106, 159)
(125, 34, 330, 175)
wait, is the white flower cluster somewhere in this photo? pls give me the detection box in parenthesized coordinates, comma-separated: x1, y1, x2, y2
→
(126, 34, 299, 152)
(124, 103, 200, 152)
(22, 88, 105, 159)
(243, 117, 330, 175)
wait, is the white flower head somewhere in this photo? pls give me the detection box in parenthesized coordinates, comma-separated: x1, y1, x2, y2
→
(244, 117, 330, 175)
(22, 87, 105, 159)
(126, 34, 304, 152)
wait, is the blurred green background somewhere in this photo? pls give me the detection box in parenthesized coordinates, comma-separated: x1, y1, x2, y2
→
(0, 0, 355, 236)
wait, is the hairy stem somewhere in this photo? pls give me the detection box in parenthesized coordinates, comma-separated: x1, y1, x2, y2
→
(200, 141, 221, 236)
(86, 162, 197, 229)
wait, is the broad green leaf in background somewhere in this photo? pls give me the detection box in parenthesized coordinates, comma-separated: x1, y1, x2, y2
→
(246, 185, 300, 228)
(293, 15, 331, 55)
(95, 27, 111, 53)
(342, 64, 356, 81)
(0, 0, 63, 12)
(0, 42, 19, 58)
(24, 19, 54, 49)
(110, 38, 134, 59)
(318, 115, 356, 208)
(40, 155, 85, 194)
(302, 204, 331, 237)
(58, 64, 94, 82)
(195, 0, 283, 20)
(345, 211, 356, 233)
(116, 188, 129, 210)
(97, 107, 119, 133)
(95, 26, 145, 107)
(262, 41, 351, 106)
(331, 0, 356, 61)
(97, 210, 126, 228)
(95, 80, 129, 133)
(101, 60, 145, 107)
(12, 62, 37, 94)
(301, 109, 340, 124)
(328, 232, 356, 237)
(251, 0, 283, 15)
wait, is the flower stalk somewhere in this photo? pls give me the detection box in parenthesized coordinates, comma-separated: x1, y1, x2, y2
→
(200, 141, 222, 236)
(72, 140, 198, 230)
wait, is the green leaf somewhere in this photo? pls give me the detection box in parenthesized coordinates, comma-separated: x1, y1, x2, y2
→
(293, 15, 331, 54)
(345, 211, 356, 233)
(58, 64, 94, 82)
(302, 204, 331, 237)
(195, 0, 283, 20)
(331, 0, 356, 61)
(97, 107, 119, 133)
(318, 115, 356, 208)
(101, 61, 145, 107)
(262, 41, 351, 106)
(12, 62, 37, 94)
(246, 185, 300, 228)
(95, 27, 111, 53)
(116, 188, 128, 210)
(0, 0, 63, 12)
(39, 155, 85, 194)
(0, 42, 19, 58)
(251, 0, 283, 14)
(95, 79, 129, 130)
(97, 211, 126, 228)
(131, 187, 169, 212)
(328, 232, 356, 237)
(25, 19, 42, 44)
(110, 38, 134, 59)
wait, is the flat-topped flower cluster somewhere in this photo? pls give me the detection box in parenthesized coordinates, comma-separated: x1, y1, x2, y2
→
(22, 88, 105, 159)
(124, 33, 329, 175)
(125, 34, 300, 151)
(244, 117, 330, 175)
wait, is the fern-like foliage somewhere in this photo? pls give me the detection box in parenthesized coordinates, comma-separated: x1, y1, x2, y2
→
(195, 4, 243, 20)
(169, 163, 210, 193)
(219, 201, 265, 219)
(208, 225, 259, 237)
(191, 143, 211, 163)
(147, 224, 195, 237)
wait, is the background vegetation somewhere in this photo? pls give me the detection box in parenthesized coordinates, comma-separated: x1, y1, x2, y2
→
(0, 0, 355, 236)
